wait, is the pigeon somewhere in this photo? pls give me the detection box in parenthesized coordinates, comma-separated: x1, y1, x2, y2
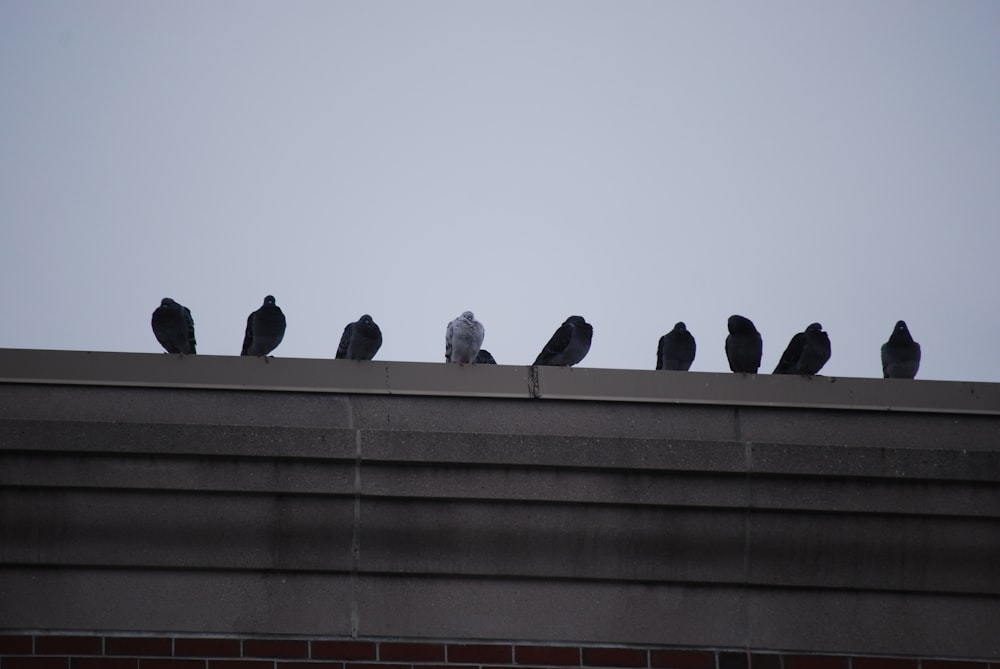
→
(656, 322, 696, 371)
(533, 315, 593, 367)
(475, 349, 497, 365)
(725, 315, 762, 373)
(881, 320, 920, 379)
(445, 311, 485, 364)
(241, 295, 286, 356)
(151, 298, 196, 354)
(336, 314, 383, 361)
(773, 322, 831, 375)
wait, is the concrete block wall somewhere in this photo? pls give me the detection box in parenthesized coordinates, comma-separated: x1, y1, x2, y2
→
(1, 350, 999, 662)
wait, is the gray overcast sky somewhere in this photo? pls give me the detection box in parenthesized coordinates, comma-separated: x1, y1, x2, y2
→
(2, 1, 999, 382)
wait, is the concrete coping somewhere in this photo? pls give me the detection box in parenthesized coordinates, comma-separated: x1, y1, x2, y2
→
(1, 347, 998, 415)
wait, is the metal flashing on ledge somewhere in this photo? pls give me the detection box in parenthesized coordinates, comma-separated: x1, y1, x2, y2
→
(0, 348, 534, 399)
(533, 365, 1000, 415)
(1, 347, 998, 415)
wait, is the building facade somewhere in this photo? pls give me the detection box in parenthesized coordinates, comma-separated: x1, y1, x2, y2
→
(2, 349, 999, 668)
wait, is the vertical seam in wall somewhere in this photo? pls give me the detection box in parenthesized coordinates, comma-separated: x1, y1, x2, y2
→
(383, 363, 393, 428)
(351, 419, 362, 639)
(738, 406, 754, 655)
(744, 444, 753, 653)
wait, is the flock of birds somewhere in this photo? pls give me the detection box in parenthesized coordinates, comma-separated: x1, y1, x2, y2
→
(151, 297, 923, 379)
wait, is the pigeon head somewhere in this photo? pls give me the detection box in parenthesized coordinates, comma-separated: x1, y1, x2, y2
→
(263, 295, 277, 306)
(806, 323, 824, 333)
(891, 320, 914, 343)
(160, 298, 177, 308)
(728, 315, 756, 334)
(674, 322, 687, 331)
(566, 315, 587, 325)
(461, 311, 476, 321)
(360, 314, 374, 324)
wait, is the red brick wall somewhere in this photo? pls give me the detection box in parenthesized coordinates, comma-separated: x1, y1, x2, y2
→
(0, 636, 997, 669)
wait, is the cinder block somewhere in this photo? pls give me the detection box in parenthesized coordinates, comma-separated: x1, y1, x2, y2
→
(0, 384, 353, 428)
(360, 498, 746, 583)
(746, 510, 1000, 594)
(355, 576, 746, 646)
(748, 588, 1000, 658)
(0, 569, 352, 635)
(1, 488, 354, 571)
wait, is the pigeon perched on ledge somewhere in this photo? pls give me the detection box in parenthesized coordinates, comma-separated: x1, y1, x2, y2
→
(656, 322, 696, 371)
(533, 315, 593, 367)
(336, 314, 383, 361)
(774, 322, 831, 375)
(241, 295, 286, 356)
(151, 298, 196, 354)
(446, 311, 485, 364)
(725, 315, 761, 373)
(881, 320, 920, 379)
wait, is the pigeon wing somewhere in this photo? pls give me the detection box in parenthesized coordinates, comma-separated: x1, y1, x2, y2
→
(534, 322, 573, 365)
(880, 342, 893, 378)
(151, 305, 178, 353)
(182, 306, 196, 354)
(336, 322, 354, 359)
(445, 319, 455, 362)
(241, 312, 255, 356)
(796, 328, 831, 375)
(673, 329, 696, 371)
(773, 332, 805, 374)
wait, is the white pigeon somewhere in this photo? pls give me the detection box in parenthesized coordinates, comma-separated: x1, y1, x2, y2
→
(445, 311, 485, 364)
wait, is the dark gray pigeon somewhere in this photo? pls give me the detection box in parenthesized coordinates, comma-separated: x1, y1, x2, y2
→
(774, 322, 831, 375)
(151, 298, 196, 354)
(533, 315, 593, 367)
(336, 314, 383, 360)
(475, 349, 497, 365)
(445, 311, 485, 363)
(881, 320, 920, 379)
(241, 295, 286, 356)
(725, 315, 762, 373)
(656, 322, 696, 371)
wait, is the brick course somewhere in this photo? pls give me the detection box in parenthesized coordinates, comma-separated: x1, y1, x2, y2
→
(582, 648, 647, 667)
(139, 660, 206, 669)
(312, 643, 377, 661)
(242, 641, 309, 660)
(379, 644, 446, 662)
(447, 645, 512, 664)
(3, 659, 70, 669)
(1, 635, 998, 669)
(515, 646, 580, 666)
(174, 640, 240, 659)
(33, 638, 101, 656)
(649, 651, 714, 669)
(107, 639, 173, 657)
